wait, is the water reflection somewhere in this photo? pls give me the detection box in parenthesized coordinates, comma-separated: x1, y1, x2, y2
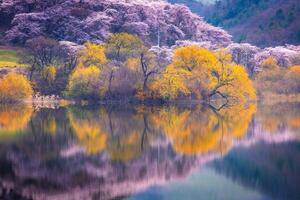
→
(0, 103, 299, 200)
(66, 104, 257, 158)
(0, 105, 33, 141)
(257, 103, 300, 134)
(154, 104, 256, 155)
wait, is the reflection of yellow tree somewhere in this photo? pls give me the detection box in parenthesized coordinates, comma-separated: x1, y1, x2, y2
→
(287, 117, 300, 129)
(108, 131, 143, 162)
(67, 103, 256, 158)
(0, 105, 33, 140)
(106, 110, 150, 162)
(219, 104, 257, 139)
(154, 104, 256, 156)
(43, 116, 57, 135)
(261, 118, 280, 133)
(257, 103, 300, 133)
(68, 109, 107, 155)
(153, 107, 222, 155)
(67, 107, 149, 159)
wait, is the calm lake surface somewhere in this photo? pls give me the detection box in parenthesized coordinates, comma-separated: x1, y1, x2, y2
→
(0, 103, 299, 200)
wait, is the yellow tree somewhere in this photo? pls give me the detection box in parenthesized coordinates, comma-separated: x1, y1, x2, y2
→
(172, 46, 218, 96)
(105, 33, 144, 62)
(79, 42, 107, 68)
(207, 49, 256, 103)
(105, 33, 165, 95)
(260, 56, 279, 70)
(100, 33, 144, 95)
(42, 65, 57, 84)
(66, 65, 106, 99)
(150, 64, 191, 100)
(255, 56, 283, 94)
(163, 46, 256, 103)
(173, 46, 218, 72)
(126, 49, 163, 94)
(0, 73, 33, 103)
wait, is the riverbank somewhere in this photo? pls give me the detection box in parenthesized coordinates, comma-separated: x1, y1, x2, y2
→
(259, 92, 300, 105)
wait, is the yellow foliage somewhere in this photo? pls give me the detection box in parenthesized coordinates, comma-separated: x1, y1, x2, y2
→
(125, 57, 140, 71)
(0, 49, 28, 68)
(172, 46, 218, 91)
(0, 61, 28, 68)
(42, 65, 57, 83)
(150, 65, 191, 99)
(217, 64, 257, 102)
(285, 65, 300, 84)
(44, 116, 57, 135)
(106, 33, 144, 61)
(169, 46, 256, 102)
(256, 64, 300, 95)
(157, 108, 222, 155)
(64, 102, 257, 158)
(153, 103, 256, 156)
(287, 117, 300, 129)
(173, 45, 218, 72)
(67, 107, 146, 159)
(79, 42, 107, 68)
(260, 56, 279, 70)
(0, 105, 33, 140)
(0, 73, 33, 103)
(218, 103, 257, 138)
(108, 131, 142, 162)
(135, 89, 149, 101)
(287, 65, 300, 73)
(68, 110, 107, 155)
(214, 48, 233, 64)
(66, 65, 106, 98)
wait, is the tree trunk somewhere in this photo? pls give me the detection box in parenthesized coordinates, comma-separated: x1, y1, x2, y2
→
(108, 70, 114, 96)
(143, 76, 149, 91)
(29, 65, 35, 80)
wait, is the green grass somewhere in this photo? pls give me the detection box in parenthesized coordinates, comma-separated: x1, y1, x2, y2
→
(0, 48, 28, 68)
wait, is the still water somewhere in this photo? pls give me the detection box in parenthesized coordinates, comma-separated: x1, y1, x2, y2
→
(0, 103, 299, 200)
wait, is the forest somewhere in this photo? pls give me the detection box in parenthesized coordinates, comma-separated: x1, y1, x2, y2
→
(0, 33, 256, 104)
(0, 0, 299, 106)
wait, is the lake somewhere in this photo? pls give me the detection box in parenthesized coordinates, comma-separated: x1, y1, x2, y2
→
(0, 103, 299, 200)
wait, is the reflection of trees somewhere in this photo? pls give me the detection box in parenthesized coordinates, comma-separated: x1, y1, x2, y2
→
(257, 103, 300, 134)
(67, 103, 256, 158)
(153, 104, 256, 156)
(67, 107, 154, 160)
(0, 105, 33, 141)
(68, 108, 107, 155)
(218, 104, 256, 139)
(106, 108, 149, 161)
(7, 108, 72, 162)
(7, 103, 300, 200)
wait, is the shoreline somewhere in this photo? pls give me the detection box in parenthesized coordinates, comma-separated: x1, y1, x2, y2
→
(1, 93, 300, 108)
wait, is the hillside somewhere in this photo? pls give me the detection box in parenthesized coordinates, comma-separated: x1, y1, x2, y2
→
(203, 0, 300, 46)
(169, 0, 300, 47)
(0, 0, 231, 47)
